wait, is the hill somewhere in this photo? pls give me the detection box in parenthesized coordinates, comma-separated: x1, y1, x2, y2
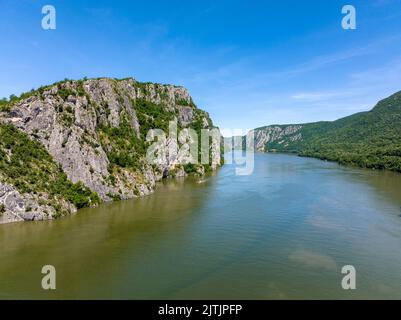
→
(246, 90, 401, 172)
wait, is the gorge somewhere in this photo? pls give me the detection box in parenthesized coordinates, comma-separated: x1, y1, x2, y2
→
(2, 81, 401, 225)
(1, 80, 401, 299)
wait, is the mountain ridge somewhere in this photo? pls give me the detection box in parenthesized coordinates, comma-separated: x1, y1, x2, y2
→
(243, 90, 401, 172)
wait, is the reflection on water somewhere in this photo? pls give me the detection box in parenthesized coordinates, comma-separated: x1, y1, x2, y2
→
(1, 153, 401, 299)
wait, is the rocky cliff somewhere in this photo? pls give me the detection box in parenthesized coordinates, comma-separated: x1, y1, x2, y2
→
(246, 125, 303, 151)
(0, 77, 221, 224)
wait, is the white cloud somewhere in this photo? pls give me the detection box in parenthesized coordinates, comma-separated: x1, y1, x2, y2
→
(291, 92, 348, 102)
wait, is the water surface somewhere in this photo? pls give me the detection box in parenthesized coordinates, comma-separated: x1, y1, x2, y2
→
(1, 153, 401, 299)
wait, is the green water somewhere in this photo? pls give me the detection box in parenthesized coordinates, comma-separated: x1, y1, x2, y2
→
(1, 153, 401, 299)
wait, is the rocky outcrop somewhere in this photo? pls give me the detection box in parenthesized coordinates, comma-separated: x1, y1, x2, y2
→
(0, 182, 75, 224)
(0, 77, 221, 224)
(244, 125, 303, 151)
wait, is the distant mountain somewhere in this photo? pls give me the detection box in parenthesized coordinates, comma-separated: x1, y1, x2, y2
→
(244, 90, 401, 172)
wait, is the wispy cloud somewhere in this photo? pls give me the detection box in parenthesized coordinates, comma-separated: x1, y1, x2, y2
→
(291, 91, 352, 102)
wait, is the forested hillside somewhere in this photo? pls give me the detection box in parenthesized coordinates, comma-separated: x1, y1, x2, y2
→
(250, 91, 401, 172)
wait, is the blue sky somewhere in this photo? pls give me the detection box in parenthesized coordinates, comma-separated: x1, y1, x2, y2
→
(1, 0, 401, 132)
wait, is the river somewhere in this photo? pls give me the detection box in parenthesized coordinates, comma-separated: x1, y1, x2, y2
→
(1, 152, 401, 299)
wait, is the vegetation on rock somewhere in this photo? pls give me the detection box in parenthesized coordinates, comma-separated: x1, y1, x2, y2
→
(0, 123, 100, 213)
(0, 77, 221, 223)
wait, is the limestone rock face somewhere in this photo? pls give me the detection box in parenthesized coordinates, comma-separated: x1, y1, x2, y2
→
(247, 125, 303, 151)
(178, 106, 194, 127)
(0, 182, 76, 224)
(0, 77, 221, 224)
